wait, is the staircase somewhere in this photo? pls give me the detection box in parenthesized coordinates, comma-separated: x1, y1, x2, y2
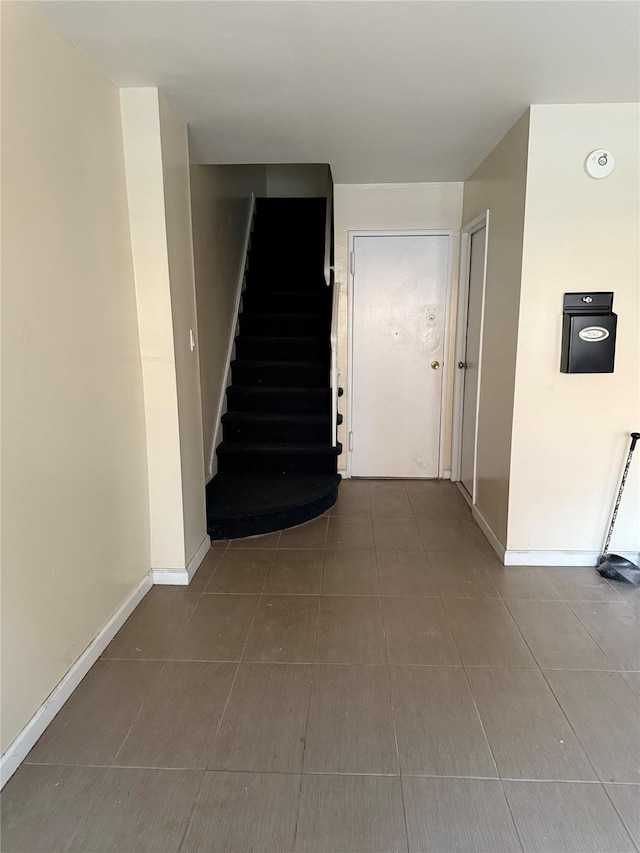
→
(206, 197, 342, 540)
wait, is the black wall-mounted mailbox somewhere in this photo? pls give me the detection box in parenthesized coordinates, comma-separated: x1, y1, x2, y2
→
(561, 292, 617, 374)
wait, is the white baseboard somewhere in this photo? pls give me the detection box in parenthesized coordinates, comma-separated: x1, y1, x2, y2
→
(503, 549, 639, 567)
(442, 469, 451, 480)
(152, 534, 210, 585)
(0, 572, 153, 789)
(472, 505, 506, 562)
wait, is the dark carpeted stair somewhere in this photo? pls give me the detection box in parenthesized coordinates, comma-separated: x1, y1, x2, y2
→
(206, 197, 341, 539)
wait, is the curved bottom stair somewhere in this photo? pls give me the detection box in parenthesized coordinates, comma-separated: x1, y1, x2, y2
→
(206, 471, 341, 540)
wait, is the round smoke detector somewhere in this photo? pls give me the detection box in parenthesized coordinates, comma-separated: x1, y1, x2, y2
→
(585, 149, 615, 179)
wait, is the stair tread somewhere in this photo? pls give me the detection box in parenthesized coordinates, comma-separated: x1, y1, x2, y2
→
(222, 412, 328, 424)
(218, 441, 340, 455)
(207, 472, 340, 522)
(231, 359, 326, 368)
(228, 385, 329, 395)
(235, 335, 327, 342)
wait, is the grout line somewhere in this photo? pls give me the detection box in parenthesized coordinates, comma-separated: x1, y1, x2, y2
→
(109, 659, 170, 769)
(22, 760, 630, 785)
(177, 769, 207, 853)
(499, 779, 527, 853)
(601, 783, 640, 853)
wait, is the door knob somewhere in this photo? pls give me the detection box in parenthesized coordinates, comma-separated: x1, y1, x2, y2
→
(431, 361, 440, 370)
(458, 361, 468, 369)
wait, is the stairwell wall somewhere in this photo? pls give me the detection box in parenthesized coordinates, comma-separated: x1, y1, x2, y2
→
(120, 88, 207, 570)
(190, 165, 267, 480)
(1, 3, 150, 752)
(333, 183, 464, 474)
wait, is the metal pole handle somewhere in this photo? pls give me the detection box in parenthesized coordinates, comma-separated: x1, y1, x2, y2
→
(603, 432, 640, 556)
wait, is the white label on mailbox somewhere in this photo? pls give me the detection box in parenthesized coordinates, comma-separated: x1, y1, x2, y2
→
(579, 326, 609, 342)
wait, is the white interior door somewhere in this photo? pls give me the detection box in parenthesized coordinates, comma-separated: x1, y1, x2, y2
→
(460, 226, 486, 495)
(350, 233, 450, 477)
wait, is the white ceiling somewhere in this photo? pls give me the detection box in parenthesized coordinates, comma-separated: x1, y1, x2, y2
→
(36, 1, 639, 183)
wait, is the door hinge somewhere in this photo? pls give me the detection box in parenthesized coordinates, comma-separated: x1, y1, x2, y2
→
(348, 431, 354, 451)
(350, 251, 356, 275)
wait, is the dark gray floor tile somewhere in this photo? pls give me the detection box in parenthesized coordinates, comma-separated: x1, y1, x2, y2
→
(304, 664, 397, 774)
(605, 784, 640, 848)
(0, 764, 107, 853)
(544, 669, 640, 783)
(373, 516, 423, 549)
(102, 588, 198, 660)
(278, 516, 328, 549)
(113, 662, 236, 769)
(264, 550, 323, 594)
(443, 598, 536, 667)
(326, 516, 374, 549)
(329, 480, 371, 516)
(621, 671, 640, 698)
(315, 596, 386, 663)
(407, 490, 458, 519)
(506, 599, 612, 669)
(295, 774, 407, 853)
(182, 771, 300, 853)
(503, 780, 635, 852)
(461, 520, 498, 555)
(568, 600, 640, 670)
(209, 538, 229, 549)
(390, 665, 496, 778)
(322, 549, 378, 595)
(243, 595, 320, 663)
(403, 776, 522, 852)
(430, 552, 500, 599)
(376, 549, 438, 596)
(542, 566, 624, 601)
(466, 667, 596, 781)
(441, 483, 475, 521)
(68, 768, 203, 852)
(27, 660, 163, 766)
(206, 663, 312, 772)
(228, 531, 280, 549)
(187, 549, 224, 594)
(486, 566, 562, 600)
(415, 517, 475, 551)
(204, 549, 274, 594)
(170, 594, 259, 661)
(383, 597, 461, 665)
(369, 481, 413, 518)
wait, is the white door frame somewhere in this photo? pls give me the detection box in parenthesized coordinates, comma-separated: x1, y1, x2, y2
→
(346, 229, 455, 479)
(451, 211, 490, 499)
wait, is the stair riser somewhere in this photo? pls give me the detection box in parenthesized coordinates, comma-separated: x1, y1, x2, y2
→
(244, 270, 326, 291)
(231, 362, 328, 388)
(242, 292, 330, 315)
(227, 388, 330, 414)
(235, 337, 329, 361)
(218, 452, 338, 475)
(223, 420, 330, 444)
(239, 314, 328, 336)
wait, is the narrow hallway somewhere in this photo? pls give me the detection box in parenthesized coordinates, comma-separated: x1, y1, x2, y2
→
(2, 479, 638, 852)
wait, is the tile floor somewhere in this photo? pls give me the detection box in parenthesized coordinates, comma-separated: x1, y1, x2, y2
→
(2, 479, 639, 852)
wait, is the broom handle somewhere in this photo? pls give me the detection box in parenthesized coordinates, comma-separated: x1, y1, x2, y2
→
(603, 432, 640, 555)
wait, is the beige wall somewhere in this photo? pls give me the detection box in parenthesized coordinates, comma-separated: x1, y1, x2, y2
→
(190, 165, 267, 478)
(120, 89, 207, 568)
(266, 164, 329, 198)
(333, 182, 464, 472)
(462, 111, 530, 544)
(1, 3, 150, 751)
(508, 104, 639, 557)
